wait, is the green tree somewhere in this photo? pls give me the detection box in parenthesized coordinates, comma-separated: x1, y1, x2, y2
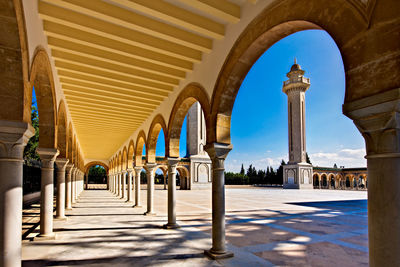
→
(24, 105, 40, 165)
(240, 164, 245, 175)
(88, 165, 107, 184)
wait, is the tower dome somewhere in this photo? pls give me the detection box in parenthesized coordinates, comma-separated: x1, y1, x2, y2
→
(290, 58, 302, 71)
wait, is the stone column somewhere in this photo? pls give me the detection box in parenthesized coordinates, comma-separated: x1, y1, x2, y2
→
(65, 164, 74, 210)
(55, 158, 69, 220)
(134, 166, 142, 208)
(127, 168, 133, 202)
(71, 168, 76, 204)
(0, 121, 34, 267)
(113, 173, 116, 194)
(204, 143, 234, 259)
(36, 148, 59, 239)
(117, 172, 121, 197)
(164, 158, 180, 229)
(343, 89, 400, 266)
(163, 170, 167, 190)
(144, 163, 157, 215)
(121, 170, 127, 199)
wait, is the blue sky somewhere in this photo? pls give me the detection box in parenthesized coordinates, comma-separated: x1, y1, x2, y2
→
(154, 30, 366, 172)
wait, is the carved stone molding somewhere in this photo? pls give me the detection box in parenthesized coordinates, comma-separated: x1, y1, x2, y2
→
(0, 120, 34, 159)
(55, 158, 69, 171)
(343, 88, 400, 157)
(204, 143, 233, 170)
(37, 148, 59, 169)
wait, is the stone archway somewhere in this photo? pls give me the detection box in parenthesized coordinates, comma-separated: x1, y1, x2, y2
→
(167, 83, 210, 158)
(147, 114, 167, 163)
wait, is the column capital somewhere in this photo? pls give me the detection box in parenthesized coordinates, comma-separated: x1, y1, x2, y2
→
(66, 163, 74, 171)
(127, 168, 133, 174)
(205, 143, 232, 160)
(55, 158, 69, 170)
(168, 157, 180, 166)
(343, 88, 400, 158)
(121, 170, 127, 174)
(145, 163, 157, 172)
(0, 120, 34, 159)
(37, 148, 59, 169)
(134, 166, 143, 172)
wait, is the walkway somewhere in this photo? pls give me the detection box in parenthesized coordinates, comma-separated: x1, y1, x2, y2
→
(22, 188, 368, 266)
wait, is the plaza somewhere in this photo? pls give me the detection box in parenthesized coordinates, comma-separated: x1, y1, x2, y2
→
(0, 0, 399, 266)
(22, 187, 368, 266)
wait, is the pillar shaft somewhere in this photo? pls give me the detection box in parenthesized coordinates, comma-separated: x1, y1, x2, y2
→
(127, 169, 133, 202)
(65, 164, 73, 209)
(134, 167, 142, 207)
(145, 164, 156, 215)
(164, 159, 180, 228)
(37, 148, 59, 237)
(121, 171, 126, 198)
(71, 168, 77, 204)
(117, 172, 121, 197)
(204, 143, 233, 259)
(55, 158, 69, 219)
(343, 89, 400, 266)
(0, 121, 33, 267)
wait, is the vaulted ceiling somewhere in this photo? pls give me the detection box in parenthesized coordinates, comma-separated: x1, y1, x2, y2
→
(38, 0, 252, 159)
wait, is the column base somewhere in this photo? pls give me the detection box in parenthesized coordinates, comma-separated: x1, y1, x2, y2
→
(144, 212, 156, 216)
(163, 223, 180, 229)
(66, 207, 72, 210)
(34, 233, 57, 241)
(54, 216, 68, 221)
(204, 249, 234, 260)
(133, 205, 142, 208)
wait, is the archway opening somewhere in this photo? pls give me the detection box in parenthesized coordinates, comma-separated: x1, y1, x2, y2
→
(87, 165, 107, 190)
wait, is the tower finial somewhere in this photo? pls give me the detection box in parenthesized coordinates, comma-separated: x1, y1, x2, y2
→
(294, 57, 297, 64)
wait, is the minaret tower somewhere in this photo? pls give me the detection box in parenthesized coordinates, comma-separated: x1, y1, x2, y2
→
(282, 59, 313, 189)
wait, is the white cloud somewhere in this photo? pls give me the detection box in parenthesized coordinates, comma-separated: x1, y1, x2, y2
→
(225, 147, 366, 173)
(309, 148, 366, 168)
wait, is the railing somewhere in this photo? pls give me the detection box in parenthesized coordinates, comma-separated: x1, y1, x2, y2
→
(283, 77, 310, 86)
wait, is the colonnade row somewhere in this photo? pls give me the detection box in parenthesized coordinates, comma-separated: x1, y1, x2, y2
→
(107, 159, 182, 229)
(0, 133, 86, 266)
(313, 175, 368, 190)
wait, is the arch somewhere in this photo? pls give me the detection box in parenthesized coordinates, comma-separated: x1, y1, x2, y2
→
(313, 173, 320, 187)
(84, 161, 109, 175)
(147, 114, 167, 163)
(0, 0, 30, 122)
(328, 174, 336, 188)
(209, 0, 370, 145)
(177, 165, 189, 178)
(57, 100, 68, 158)
(122, 146, 128, 170)
(29, 47, 57, 149)
(321, 174, 328, 188)
(127, 139, 135, 169)
(167, 83, 211, 157)
(135, 130, 146, 166)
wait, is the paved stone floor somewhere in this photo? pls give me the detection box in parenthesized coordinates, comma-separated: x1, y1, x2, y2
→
(22, 186, 368, 266)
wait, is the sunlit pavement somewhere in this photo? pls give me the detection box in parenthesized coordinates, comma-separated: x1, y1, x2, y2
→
(22, 186, 368, 266)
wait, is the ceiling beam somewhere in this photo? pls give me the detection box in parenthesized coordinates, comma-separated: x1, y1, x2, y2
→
(52, 50, 180, 86)
(60, 78, 165, 102)
(67, 104, 149, 119)
(58, 70, 170, 98)
(66, 101, 150, 117)
(39, 1, 203, 62)
(42, 0, 213, 52)
(43, 21, 193, 71)
(48, 37, 186, 79)
(109, 0, 225, 39)
(178, 0, 240, 23)
(62, 85, 161, 108)
(55, 60, 174, 92)
(64, 95, 154, 114)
